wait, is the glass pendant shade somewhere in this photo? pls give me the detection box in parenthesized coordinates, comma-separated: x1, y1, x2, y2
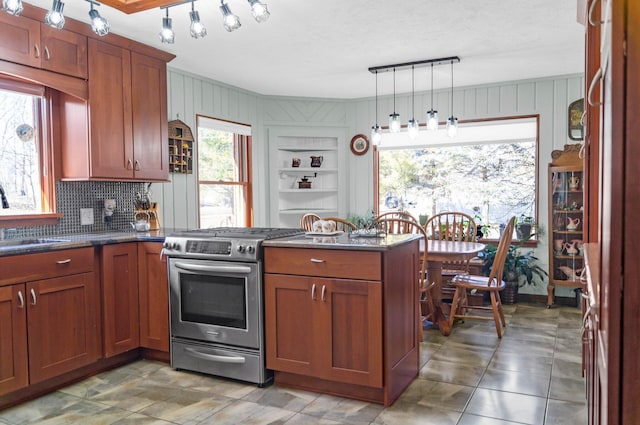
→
(2, 0, 23, 15)
(446, 116, 458, 138)
(427, 110, 438, 130)
(44, 0, 65, 29)
(248, 0, 269, 23)
(389, 113, 401, 133)
(89, 8, 109, 36)
(371, 125, 382, 145)
(159, 16, 175, 44)
(220, 2, 241, 32)
(189, 10, 207, 38)
(407, 118, 419, 139)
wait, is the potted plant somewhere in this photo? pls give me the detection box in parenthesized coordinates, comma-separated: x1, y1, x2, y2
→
(479, 235, 548, 304)
(515, 214, 536, 241)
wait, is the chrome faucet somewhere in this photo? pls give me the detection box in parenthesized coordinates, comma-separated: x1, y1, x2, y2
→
(0, 183, 8, 209)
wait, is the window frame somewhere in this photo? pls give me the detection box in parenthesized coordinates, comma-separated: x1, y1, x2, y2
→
(373, 114, 541, 245)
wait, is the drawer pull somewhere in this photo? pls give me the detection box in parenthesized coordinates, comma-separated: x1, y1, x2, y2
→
(310, 258, 325, 263)
(311, 283, 317, 300)
(56, 259, 72, 264)
(321, 284, 326, 302)
(30, 288, 36, 306)
(18, 290, 24, 309)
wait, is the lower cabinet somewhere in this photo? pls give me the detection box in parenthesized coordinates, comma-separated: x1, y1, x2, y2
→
(0, 248, 100, 397)
(138, 242, 169, 352)
(265, 274, 382, 388)
(102, 243, 139, 356)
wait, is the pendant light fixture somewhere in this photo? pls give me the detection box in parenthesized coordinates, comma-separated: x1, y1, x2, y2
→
(407, 65, 419, 139)
(2, 0, 23, 15)
(87, 0, 109, 36)
(426, 63, 438, 131)
(371, 70, 382, 145)
(159, 7, 175, 44)
(44, 0, 65, 29)
(220, 0, 241, 32)
(446, 59, 458, 138)
(189, 0, 207, 39)
(248, 0, 270, 23)
(389, 68, 401, 133)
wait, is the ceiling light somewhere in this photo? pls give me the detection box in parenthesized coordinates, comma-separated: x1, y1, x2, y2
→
(407, 65, 419, 139)
(446, 59, 458, 138)
(248, 0, 269, 23)
(189, 1, 207, 39)
(159, 8, 174, 44)
(426, 63, 438, 131)
(220, 1, 241, 32)
(371, 70, 382, 145)
(2, 0, 23, 15)
(87, 1, 109, 36)
(389, 68, 401, 133)
(44, 0, 65, 29)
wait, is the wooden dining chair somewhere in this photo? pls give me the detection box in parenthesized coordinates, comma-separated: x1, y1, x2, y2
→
(376, 210, 420, 223)
(323, 217, 356, 232)
(299, 213, 321, 231)
(373, 217, 436, 341)
(448, 216, 516, 338)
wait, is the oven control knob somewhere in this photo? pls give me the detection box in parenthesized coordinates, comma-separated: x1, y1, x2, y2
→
(172, 243, 181, 250)
(237, 245, 246, 253)
(246, 245, 255, 253)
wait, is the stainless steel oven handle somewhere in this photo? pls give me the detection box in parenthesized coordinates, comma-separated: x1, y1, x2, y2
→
(184, 347, 246, 364)
(174, 262, 252, 275)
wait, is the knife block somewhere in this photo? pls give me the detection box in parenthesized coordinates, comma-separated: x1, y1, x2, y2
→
(134, 203, 161, 230)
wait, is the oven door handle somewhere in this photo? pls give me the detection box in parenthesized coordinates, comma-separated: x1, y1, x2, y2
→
(174, 262, 253, 275)
(184, 347, 247, 364)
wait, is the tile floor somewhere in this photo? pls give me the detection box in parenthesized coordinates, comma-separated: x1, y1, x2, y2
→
(0, 302, 586, 425)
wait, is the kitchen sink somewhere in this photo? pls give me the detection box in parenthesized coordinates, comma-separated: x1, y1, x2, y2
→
(0, 237, 70, 247)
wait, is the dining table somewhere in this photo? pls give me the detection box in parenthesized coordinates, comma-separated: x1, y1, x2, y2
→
(421, 239, 486, 336)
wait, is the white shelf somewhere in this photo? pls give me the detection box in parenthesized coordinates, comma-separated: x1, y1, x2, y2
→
(279, 189, 337, 193)
(279, 208, 338, 215)
(278, 168, 338, 173)
(277, 146, 337, 152)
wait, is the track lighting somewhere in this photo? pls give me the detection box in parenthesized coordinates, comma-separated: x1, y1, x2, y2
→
(189, 1, 207, 39)
(248, 0, 269, 23)
(44, 0, 65, 29)
(159, 7, 175, 44)
(87, 0, 109, 36)
(446, 59, 458, 138)
(2, 0, 23, 16)
(220, 1, 241, 32)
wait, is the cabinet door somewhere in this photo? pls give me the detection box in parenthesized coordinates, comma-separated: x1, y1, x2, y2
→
(26, 272, 100, 384)
(264, 274, 316, 375)
(40, 25, 87, 79)
(0, 13, 40, 68)
(138, 242, 169, 352)
(102, 243, 139, 356)
(0, 285, 28, 395)
(131, 52, 169, 181)
(319, 279, 383, 388)
(88, 38, 134, 179)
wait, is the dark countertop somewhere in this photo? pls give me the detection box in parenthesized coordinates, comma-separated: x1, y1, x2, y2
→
(0, 229, 181, 257)
(262, 232, 422, 251)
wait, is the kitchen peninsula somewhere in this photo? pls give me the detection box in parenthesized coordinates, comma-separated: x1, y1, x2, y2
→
(263, 233, 421, 406)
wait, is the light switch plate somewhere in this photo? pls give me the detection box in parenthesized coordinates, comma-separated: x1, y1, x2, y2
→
(80, 208, 94, 225)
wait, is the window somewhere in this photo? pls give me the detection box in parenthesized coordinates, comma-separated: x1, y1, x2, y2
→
(197, 115, 252, 228)
(375, 116, 539, 239)
(0, 78, 57, 226)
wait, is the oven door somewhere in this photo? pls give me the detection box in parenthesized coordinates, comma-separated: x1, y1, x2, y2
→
(169, 258, 262, 349)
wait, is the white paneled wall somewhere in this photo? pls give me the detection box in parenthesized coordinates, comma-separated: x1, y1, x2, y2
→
(160, 68, 582, 296)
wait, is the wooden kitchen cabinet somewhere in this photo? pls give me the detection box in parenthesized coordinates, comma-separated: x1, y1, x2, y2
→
(102, 243, 140, 357)
(138, 242, 169, 353)
(0, 13, 87, 78)
(0, 247, 100, 395)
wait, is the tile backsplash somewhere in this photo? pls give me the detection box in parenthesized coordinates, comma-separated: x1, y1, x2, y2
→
(5, 181, 148, 239)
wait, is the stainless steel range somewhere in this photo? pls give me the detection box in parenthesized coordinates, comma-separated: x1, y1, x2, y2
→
(162, 227, 304, 386)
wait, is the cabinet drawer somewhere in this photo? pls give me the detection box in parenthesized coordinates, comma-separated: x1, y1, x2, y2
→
(0, 247, 94, 286)
(264, 247, 381, 280)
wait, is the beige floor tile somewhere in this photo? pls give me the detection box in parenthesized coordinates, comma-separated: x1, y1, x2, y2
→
(479, 368, 551, 397)
(372, 402, 461, 425)
(545, 399, 588, 425)
(457, 413, 525, 425)
(394, 378, 474, 412)
(197, 400, 296, 425)
(466, 388, 547, 425)
(111, 413, 176, 424)
(242, 385, 319, 412)
(549, 376, 587, 403)
(300, 394, 383, 425)
(419, 359, 485, 386)
(489, 351, 553, 376)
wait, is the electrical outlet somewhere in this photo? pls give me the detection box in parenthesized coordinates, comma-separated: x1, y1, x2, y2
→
(80, 208, 94, 226)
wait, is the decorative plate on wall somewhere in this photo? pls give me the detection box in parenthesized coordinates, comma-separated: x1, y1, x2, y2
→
(350, 134, 369, 156)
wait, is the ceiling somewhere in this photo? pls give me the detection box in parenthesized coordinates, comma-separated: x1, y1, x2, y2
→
(25, 0, 585, 99)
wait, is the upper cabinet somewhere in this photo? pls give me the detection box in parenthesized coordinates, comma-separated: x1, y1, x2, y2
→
(59, 38, 171, 181)
(0, 13, 87, 79)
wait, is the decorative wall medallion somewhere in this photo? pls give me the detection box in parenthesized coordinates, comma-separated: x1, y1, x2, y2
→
(350, 134, 369, 156)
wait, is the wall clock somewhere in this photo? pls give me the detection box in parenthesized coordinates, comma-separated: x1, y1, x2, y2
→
(350, 134, 369, 156)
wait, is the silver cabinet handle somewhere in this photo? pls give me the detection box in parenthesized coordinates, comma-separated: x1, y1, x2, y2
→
(588, 0, 603, 26)
(311, 283, 317, 300)
(18, 290, 24, 309)
(310, 258, 325, 263)
(56, 258, 71, 264)
(44, 46, 51, 61)
(174, 262, 252, 275)
(30, 288, 36, 306)
(321, 284, 326, 302)
(127, 159, 133, 170)
(587, 67, 603, 107)
(134, 160, 141, 171)
(184, 347, 246, 364)
(34, 43, 40, 58)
